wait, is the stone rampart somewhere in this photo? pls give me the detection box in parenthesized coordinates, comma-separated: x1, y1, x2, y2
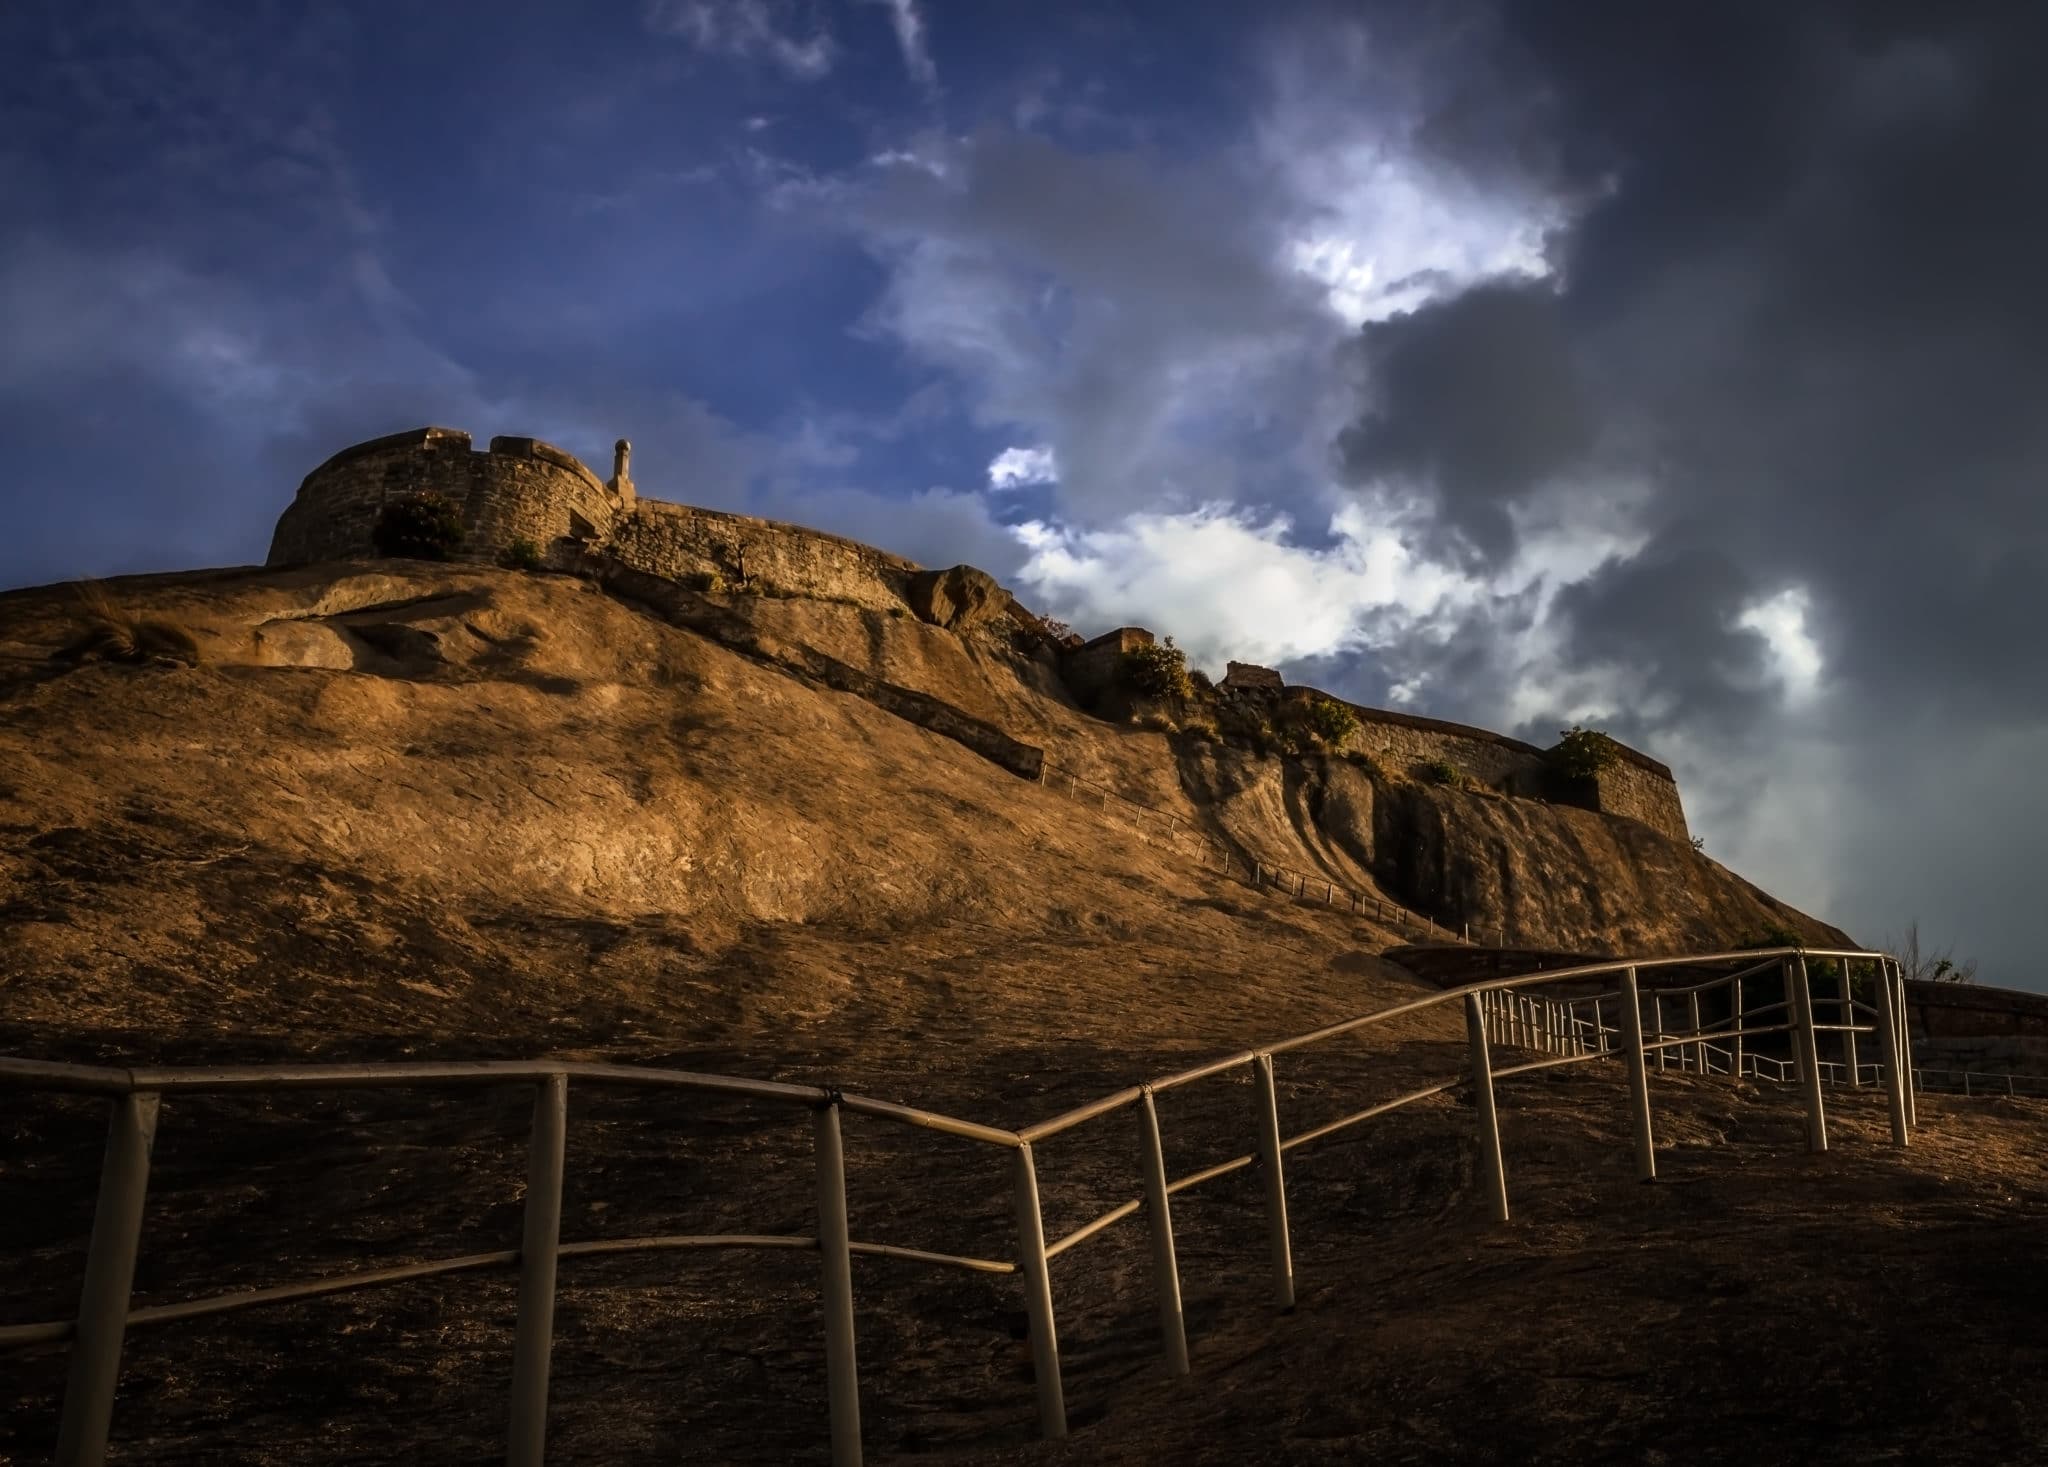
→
(1586, 758, 1690, 844)
(1299, 692, 1550, 791)
(1058, 628, 1155, 702)
(1906, 979, 2048, 1042)
(605, 501, 918, 614)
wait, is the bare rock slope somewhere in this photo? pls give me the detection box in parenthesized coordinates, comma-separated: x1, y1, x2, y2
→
(0, 558, 1842, 1055)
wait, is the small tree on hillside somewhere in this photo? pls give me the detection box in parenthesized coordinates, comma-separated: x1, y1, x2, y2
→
(1886, 919, 1979, 984)
(1121, 637, 1192, 699)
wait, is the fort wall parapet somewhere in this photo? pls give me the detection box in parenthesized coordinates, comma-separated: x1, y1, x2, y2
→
(608, 501, 919, 615)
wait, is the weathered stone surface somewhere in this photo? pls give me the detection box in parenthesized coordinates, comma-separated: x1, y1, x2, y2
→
(608, 501, 916, 612)
(907, 564, 1009, 630)
(1222, 660, 1283, 691)
(1057, 627, 1154, 702)
(268, 428, 623, 571)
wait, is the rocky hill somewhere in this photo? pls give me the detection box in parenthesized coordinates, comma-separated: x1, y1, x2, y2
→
(0, 551, 1841, 1053)
(3, 543, 2042, 1467)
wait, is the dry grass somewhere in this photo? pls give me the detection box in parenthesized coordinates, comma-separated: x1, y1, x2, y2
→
(53, 582, 201, 667)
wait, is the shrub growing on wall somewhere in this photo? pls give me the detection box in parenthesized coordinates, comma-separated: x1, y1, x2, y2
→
(1548, 724, 1622, 782)
(372, 492, 466, 562)
(501, 537, 543, 571)
(1121, 638, 1192, 699)
(1303, 696, 1358, 747)
(1421, 759, 1465, 787)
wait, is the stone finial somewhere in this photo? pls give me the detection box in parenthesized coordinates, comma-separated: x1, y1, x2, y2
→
(611, 437, 636, 510)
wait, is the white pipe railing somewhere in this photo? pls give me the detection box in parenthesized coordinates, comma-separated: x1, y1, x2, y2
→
(0, 946, 1938, 1465)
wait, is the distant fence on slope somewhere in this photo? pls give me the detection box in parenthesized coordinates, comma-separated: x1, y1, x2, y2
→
(0, 946, 1948, 1466)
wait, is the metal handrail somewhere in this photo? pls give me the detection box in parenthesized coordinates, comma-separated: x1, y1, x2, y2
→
(1, 945, 1916, 1467)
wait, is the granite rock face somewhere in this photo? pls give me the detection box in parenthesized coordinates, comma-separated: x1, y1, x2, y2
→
(908, 564, 1010, 630)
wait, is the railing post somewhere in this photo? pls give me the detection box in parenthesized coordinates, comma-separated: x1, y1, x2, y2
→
(815, 1100, 862, 1467)
(1619, 968, 1656, 1181)
(1841, 963, 1861, 1086)
(1894, 960, 1918, 1130)
(56, 1091, 161, 1467)
(1730, 976, 1745, 1081)
(509, 1073, 567, 1467)
(1465, 992, 1509, 1223)
(1653, 993, 1667, 1073)
(1136, 1087, 1189, 1374)
(1688, 992, 1705, 1075)
(1869, 955, 1910, 1148)
(1011, 1143, 1066, 1439)
(1790, 956, 1828, 1153)
(1250, 1053, 1295, 1308)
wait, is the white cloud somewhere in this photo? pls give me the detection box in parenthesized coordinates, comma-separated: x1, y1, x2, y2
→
(988, 444, 1057, 491)
(1256, 26, 1564, 326)
(1738, 588, 1825, 700)
(644, 0, 835, 80)
(864, 0, 936, 93)
(1006, 501, 1482, 673)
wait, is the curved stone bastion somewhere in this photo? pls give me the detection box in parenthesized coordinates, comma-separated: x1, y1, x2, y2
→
(267, 427, 630, 570)
(266, 426, 919, 615)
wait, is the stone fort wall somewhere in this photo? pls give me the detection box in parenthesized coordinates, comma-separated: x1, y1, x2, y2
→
(268, 428, 625, 569)
(271, 426, 1689, 843)
(607, 501, 920, 615)
(1307, 692, 1689, 843)
(268, 427, 922, 617)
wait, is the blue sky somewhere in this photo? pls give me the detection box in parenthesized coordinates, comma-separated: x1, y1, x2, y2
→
(7, 0, 2048, 991)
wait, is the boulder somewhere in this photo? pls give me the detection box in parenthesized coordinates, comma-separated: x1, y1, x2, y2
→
(908, 564, 1010, 630)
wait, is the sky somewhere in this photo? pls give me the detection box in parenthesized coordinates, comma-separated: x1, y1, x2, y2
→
(4, 0, 2045, 991)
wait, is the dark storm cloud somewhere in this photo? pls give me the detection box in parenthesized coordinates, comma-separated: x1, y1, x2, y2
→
(1338, 281, 1595, 566)
(1341, 0, 2048, 729)
(1318, 0, 2048, 980)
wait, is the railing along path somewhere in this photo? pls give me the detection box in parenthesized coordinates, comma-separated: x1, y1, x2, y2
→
(0, 947, 1942, 1465)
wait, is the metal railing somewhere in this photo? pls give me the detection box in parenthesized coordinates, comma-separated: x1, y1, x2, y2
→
(1, 947, 1928, 1466)
(1037, 757, 1500, 944)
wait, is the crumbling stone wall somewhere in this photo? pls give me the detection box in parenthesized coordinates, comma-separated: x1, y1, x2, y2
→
(606, 501, 918, 614)
(268, 428, 622, 568)
(1058, 628, 1155, 702)
(1317, 696, 1551, 791)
